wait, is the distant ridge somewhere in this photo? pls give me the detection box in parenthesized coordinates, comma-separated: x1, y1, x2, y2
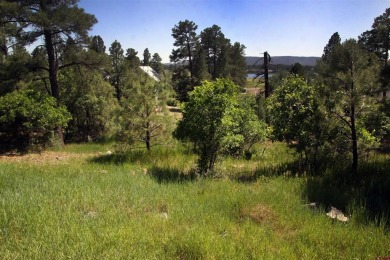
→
(246, 56, 320, 66)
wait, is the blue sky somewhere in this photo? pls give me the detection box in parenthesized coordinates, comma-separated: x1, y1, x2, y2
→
(78, 0, 389, 62)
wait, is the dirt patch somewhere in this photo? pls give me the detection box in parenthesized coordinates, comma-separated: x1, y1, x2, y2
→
(239, 203, 296, 239)
(0, 151, 93, 165)
(239, 204, 276, 224)
(244, 88, 262, 96)
(167, 106, 182, 120)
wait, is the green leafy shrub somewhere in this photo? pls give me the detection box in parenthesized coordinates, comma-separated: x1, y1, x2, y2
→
(266, 76, 326, 172)
(174, 79, 267, 174)
(0, 89, 71, 152)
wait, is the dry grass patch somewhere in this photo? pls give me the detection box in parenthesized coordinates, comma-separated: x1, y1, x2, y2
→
(239, 203, 276, 225)
(239, 203, 296, 240)
(0, 151, 94, 165)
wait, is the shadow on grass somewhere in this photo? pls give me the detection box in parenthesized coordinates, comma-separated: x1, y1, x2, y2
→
(89, 150, 155, 165)
(89, 150, 198, 184)
(232, 157, 390, 228)
(235, 160, 304, 183)
(148, 166, 197, 184)
(89, 153, 128, 165)
(301, 159, 390, 228)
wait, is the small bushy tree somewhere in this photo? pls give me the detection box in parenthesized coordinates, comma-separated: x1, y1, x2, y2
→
(174, 79, 267, 174)
(0, 89, 71, 152)
(267, 76, 325, 168)
(221, 95, 268, 158)
(60, 67, 120, 142)
(120, 74, 174, 151)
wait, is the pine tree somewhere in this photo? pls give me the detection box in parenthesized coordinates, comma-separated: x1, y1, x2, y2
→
(143, 48, 151, 66)
(0, 0, 97, 143)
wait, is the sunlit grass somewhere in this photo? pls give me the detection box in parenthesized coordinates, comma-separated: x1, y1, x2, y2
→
(0, 142, 389, 258)
(246, 77, 264, 89)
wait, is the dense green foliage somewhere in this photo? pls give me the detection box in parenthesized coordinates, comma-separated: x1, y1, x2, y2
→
(267, 76, 324, 168)
(316, 39, 382, 172)
(170, 20, 247, 101)
(0, 0, 97, 143)
(359, 8, 390, 64)
(174, 79, 267, 174)
(0, 90, 71, 152)
(60, 67, 119, 142)
(120, 75, 174, 150)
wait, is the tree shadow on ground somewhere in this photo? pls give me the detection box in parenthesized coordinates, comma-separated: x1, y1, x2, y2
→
(234, 160, 304, 183)
(89, 153, 128, 165)
(89, 151, 197, 184)
(301, 159, 390, 229)
(232, 157, 390, 228)
(148, 166, 197, 184)
(89, 150, 155, 165)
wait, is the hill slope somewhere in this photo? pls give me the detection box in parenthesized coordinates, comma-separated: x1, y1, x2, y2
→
(246, 56, 319, 66)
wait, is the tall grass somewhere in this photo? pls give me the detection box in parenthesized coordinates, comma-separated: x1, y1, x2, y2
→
(0, 142, 389, 259)
(302, 153, 390, 228)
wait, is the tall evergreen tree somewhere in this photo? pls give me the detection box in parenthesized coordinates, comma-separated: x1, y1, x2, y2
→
(89, 35, 106, 54)
(200, 25, 226, 79)
(322, 32, 341, 61)
(125, 48, 140, 68)
(192, 44, 210, 85)
(359, 8, 390, 97)
(151, 53, 163, 74)
(0, 0, 97, 143)
(317, 39, 381, 174)
(109, 40, 125, 101)
(170, 20, 198, 82)
(359, 8, 390, 64)
(228, 42, 247, 87)
(142, 48, 151, 66)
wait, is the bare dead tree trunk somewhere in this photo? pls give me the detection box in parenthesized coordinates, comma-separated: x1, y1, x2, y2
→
(264, 51, 270, 99)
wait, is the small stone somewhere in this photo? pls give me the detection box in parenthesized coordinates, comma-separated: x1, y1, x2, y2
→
(326, 206, 349, 222)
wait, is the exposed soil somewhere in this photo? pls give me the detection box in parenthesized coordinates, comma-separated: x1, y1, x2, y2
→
(0, 151, 93, 165)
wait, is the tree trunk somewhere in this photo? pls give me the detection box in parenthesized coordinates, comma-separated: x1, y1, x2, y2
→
(43, 28, 64, 145)
(145, 122, 151, 151)
(186, 38, 194, 85)
(350, 62, 358, 174)
(264, 52, 270, 99)
(350, 104, 358, 175)
(212, 46, 217, 79)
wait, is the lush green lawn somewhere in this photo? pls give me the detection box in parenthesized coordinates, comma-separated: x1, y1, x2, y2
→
(0, 143, 389, 259)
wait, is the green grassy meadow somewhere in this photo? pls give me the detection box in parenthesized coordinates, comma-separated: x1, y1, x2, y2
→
(0, 142, 389, 259)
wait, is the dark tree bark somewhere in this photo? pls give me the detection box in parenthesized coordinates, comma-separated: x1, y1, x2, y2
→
(43, 28, 64, 144)
(264, 51, 270, 98)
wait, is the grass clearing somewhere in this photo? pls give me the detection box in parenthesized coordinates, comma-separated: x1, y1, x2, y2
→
(245, 77, 264, 89)
(0, 142, 389, 259)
